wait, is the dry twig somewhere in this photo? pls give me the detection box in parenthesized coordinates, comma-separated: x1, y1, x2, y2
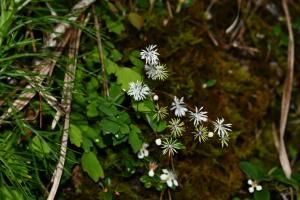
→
(277, 0, 294, 178)
(92, 5, 109, 97)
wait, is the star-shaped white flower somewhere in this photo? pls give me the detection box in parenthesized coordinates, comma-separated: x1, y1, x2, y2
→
(127, 81, 150, 101)
(137, 143, 149, 159)
(160, 169, 178, 188)
(189, 106, 208, 126)
(170, 96, 188, 117)
(213, 117, 232, 138)
(140, 45, 159, 65)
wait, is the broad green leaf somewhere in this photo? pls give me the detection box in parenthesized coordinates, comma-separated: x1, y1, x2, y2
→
(98, 102, 118, 116)
(82, 152, 104, 182)
(106, 59, 120, 74)
(132, 100, 154, 112)
(128, 12, 144, 30)
(110, 49, 123, 61)
(146, 114, 167, 132)
(99, 118, 119, 134)
(82, 137, 93, 152)
(87, 102, 99, 118)
(129, 54, 144, 67)
(116, 67, 142, 90)
(254, 189, 270, 200)
(70, 124, 83, 147)
(240, 161, 266, 181)
(30, 136, 50, 154)
(128, 125, 142, 153)
(270, 168, 298, 189)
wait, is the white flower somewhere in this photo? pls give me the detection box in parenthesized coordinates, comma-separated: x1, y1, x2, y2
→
(247, 179, 262, 193)
(160, 169, 178, 188)
(148, 162, 158, 177)
(168, 118, 185, 137)
(170, 96, 188, 117)
(145, 64, 157, 79)
(155, 138, 162, 146)
(137, 143, 149, 159)
(127, 81, 150, 101)
(140, 45, 159, 65)
(213, 118, 232, 138)
(161, 138, 184, 156)
(189, 106, 208, 126)
(145, 63, 168, 81)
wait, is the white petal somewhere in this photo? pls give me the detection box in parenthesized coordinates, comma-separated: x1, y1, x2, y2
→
(160, 174, 168, 181)
(143, 150, 149, 157)
(247, 179, 253, 185)
(248, 187, 254, 193)
(256, 185, 262, 191)
(148, 170, 155, 177)
(162, 169, 169, 174)
(137, 151, 144, 159)
(173, 179, 178, 186)
(155, 138, 162, 146)
(143, 143, 149, 148)
(167, 179, 173, 187)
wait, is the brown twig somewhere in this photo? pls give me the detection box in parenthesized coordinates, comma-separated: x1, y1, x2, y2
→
(92, 5, 109, 97)
(277, 0, 294, 179)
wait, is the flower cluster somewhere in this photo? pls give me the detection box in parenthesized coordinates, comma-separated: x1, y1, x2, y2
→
(128, 45, 233, 192)
(140, 45, 169, 81)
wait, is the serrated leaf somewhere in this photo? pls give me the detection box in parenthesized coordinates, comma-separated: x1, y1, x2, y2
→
(87, 102, 99, 118)
(116, 67, 142, 90)
(128, 12, 144, 30)
(129, 125, 142, 153)
(70, 124, 83, 147)
(106, 59, 120, 74)
(254, 189, 270, 200)
(99, 118, 119, 134)
(82, 152, 104, 182)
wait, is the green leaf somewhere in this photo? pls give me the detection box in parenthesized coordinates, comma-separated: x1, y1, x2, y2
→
(128, 125, 142, 153)
(70, 124, 83, 147)
(254, 189, 270, 200)
(129, 54, 144, 67)
(110, 49, 123, 61)
(82, 152, 104, 182)
(0, 186, 24, 200)
(106, 59, 120, 74)
(240, 161, 266, 181)
(87, 102, 99, 118)
(104, 17, 125, 35)
(99, 118, 119, 134)
(30, 136, 50, 155)
(128, 12, 144, 30)
(132, 101, 152, 112)
(116, 67, 142, 90)
(82, 138, 93, 152)
(270, 168, 298, 189)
